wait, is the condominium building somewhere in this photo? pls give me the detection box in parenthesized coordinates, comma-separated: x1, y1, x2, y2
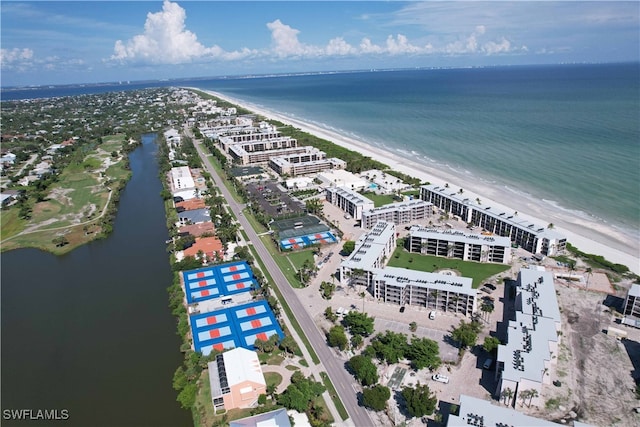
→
(407, 226, 511, 264)
(370, 267, 476, 316)
(361, 200, 433, 229)
(448, 395, 563, 427)
(229, 144, 308, 166)
(269, 148, 346, 176)
(622, 284, 640, 327)
(340, 221, 397, 288)
(496, 267, 561, 408)
(208, 347, 266, 414)
(420, 185, 566, 256)
(221, 134, 296, 154)
(340, 221, 476, 316)
(325, 186, 375, 220)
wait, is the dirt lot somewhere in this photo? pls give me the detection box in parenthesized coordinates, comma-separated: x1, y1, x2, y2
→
(522, 278, 640, 426)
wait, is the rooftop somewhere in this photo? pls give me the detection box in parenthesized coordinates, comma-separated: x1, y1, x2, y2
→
(409, 226, 511, 247)
(372, 266, 475, 295)
(447, 394, 560, 426)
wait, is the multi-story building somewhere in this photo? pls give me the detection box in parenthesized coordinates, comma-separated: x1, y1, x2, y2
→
(340, 221, 476, 316)
(496, 267, 561, 408)
(340, 221, 397, 288)
(208, 347, 266, 414)
(361, 200, 433, 229)
(420, 185, 566, 256)
(406, 226, 511, 264)
(325, 186, 375, 220)
(622, 284, 640, 327)
(268, 148, 346, 176)
(447, 395, 564, 426)
(228, 142, 306, 166)
(170, 166, 197, 200)
(370, 267, 476, 316)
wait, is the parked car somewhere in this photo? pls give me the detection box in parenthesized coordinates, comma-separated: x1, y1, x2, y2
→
(429, 311, 436, 320)
(399, 306, 406, 313)
(485, 283, 497, 291)
(432, 374, 449, 384)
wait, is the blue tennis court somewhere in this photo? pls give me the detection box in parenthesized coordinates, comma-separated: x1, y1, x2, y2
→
(182, 261, 258, 304)
(190, 300, 284, 356)
(280, 231, 337, 250)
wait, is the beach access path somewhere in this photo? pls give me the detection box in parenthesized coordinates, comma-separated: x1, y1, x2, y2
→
(187, 127, 371, 427)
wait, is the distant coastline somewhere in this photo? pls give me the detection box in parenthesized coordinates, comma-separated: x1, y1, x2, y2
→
(195, 87, 640, 274)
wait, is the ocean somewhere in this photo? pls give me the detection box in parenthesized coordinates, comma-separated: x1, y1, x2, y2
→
(3, 63, 639, 246)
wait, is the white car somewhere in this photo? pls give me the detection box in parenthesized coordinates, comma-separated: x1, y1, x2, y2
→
(429, 310, 436, 320)
(432, 374, 449, 384)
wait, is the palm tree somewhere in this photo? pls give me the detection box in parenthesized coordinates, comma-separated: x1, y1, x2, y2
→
(475, 197, 482, 205)
(585, 267, 593, 288)
(518, 389, 531, 407)
(547, 223, 554, 229)
(527, 389, 539, 407)
(480, 301, 494, 322)
(359, 291, 366, 313)
(501, 387, 514, 406)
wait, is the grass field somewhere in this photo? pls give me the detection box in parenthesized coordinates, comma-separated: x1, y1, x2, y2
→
(286, 249, 315, 270)
(359, 191, 397, 207)
(387, 248, 510, 288)
(0, 134, 130, 254)
(264, 372, 283, 389)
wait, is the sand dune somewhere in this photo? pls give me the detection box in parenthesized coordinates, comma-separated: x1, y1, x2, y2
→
(198, 89, 639, 274)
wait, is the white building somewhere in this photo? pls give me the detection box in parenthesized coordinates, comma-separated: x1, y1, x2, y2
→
(340, 221, 476, 316)
(269, 148, 346, 177)
(448, 395, 563, 426)
(407, 227, 512, 264)
(496, 267, 561, 408)
(361, 200, 432, 229)
(370, 267, 476, 316)
(316, 169, 368, 191)
(421, 184, 566, 256)
(208, 347, 266, 414)
(325, 186, 374, 220)
(360, 169, 411, 194)
(170, 166, 197, 200)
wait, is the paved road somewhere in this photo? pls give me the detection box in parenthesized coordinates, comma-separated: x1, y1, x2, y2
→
(189, 133, 373, 427)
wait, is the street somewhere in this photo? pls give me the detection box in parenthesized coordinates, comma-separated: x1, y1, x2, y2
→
(189, 131, 373, 426)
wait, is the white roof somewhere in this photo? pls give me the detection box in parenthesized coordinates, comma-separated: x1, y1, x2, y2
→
(372, 266, 475, 296)
(628, 283, 640, 298)
(170, 166, 195, 190)
(409, 226, 511, 247)
(342, 221, 395, 270)
(447, 395, 560, 426)
(223, 347, 265, 388)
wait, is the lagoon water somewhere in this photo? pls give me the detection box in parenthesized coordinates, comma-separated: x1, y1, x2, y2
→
(1, 135, 190, 426)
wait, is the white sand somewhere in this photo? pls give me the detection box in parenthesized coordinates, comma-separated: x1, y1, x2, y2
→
(198, 89, 639, 274)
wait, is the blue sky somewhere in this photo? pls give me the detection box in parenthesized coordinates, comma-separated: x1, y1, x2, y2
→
(1, 1, 639, 86)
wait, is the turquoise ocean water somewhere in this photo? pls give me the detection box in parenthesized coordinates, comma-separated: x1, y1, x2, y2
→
(197, 63, 639, 243)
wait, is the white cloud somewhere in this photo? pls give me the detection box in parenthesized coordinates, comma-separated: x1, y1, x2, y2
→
(0, 47, 34, 66)
(111, 0, 253, 64)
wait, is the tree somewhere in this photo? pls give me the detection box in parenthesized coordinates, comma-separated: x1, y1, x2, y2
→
(501, 387, 514, 406)
(409, 321, 417, 332)
(401, 384, 437, 417)
(407, 337, 441, 371)
(327, 325, 348, 351)
(368, 331, 409, 364)
(483, 336, 501, 354)
(527, 389, 539, 407)
(343, 311, 374, 337)
(52, 236, 69, 247)
(518, 389, 531, 407)
(362, 385, 390, 411)
(350, 334, 364, 350)
(450, 320, 481, 350)
(348, 355, 379, 386)
(280, 335, 299, 357)
(341, 240, 356, 255)
(585, 267, 593, 288)
(320, 281, 335, 299)
(324, 306, 337, 323)
(480, 301, 494, 322)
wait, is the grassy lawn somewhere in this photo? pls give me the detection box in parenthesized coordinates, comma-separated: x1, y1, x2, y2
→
(193, 369, 216, 427)
(264, 372, 283, 389)
(320, 371, 349, 421)
(359, 191, 397, 207)
(260, 235, 305, 289)
(0, 207, 26, 240)
(387, 248, 510, 288)
(286, 249, 315, 270)
(1, 134, 130, 254)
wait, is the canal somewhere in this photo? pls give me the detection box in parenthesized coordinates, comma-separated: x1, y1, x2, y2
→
(1, 134, 192, 426)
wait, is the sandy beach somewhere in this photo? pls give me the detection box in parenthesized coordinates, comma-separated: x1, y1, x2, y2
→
(198, 88, 639, 274)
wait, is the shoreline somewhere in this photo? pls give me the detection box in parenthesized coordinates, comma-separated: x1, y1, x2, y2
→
(196, 88, 639, 275)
